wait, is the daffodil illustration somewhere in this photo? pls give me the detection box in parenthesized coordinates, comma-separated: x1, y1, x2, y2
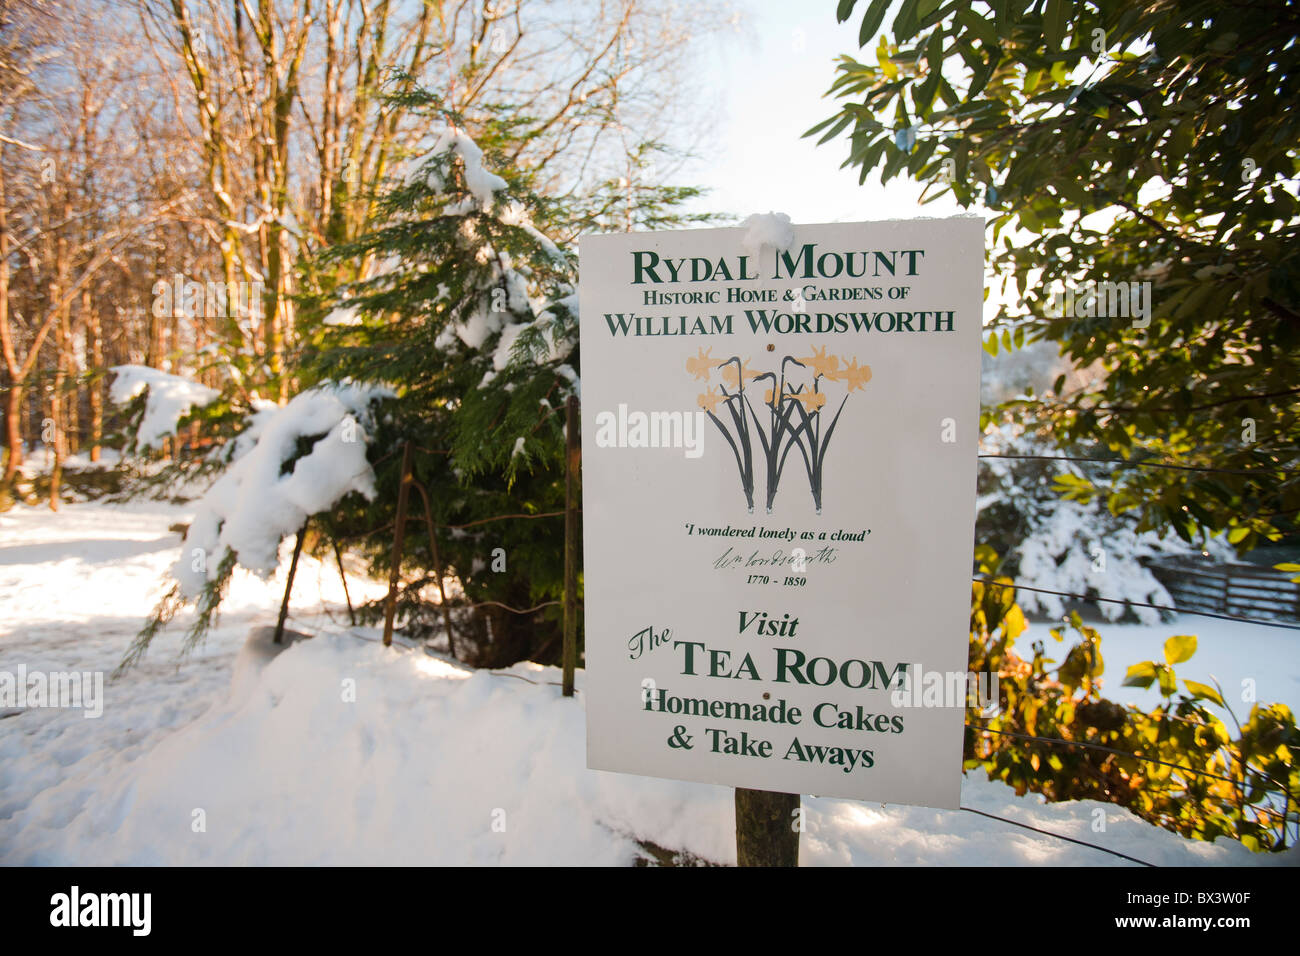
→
(685, 346, 715, 381)
(697, 386, 726, 415)
(719, 357, 759, 389)
(838, 357, 872, 391)
(788, 386, 827, 414)
(686, 349, 871, 514)
(799, 345, 839, 379)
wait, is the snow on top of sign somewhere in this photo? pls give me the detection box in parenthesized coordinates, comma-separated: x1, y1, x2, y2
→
(109, 365, 219, 451)
(174, 381, 393, 599)
(740, 212, 795, 257)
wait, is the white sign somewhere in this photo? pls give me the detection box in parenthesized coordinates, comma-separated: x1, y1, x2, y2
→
(579, 217, 983, 808)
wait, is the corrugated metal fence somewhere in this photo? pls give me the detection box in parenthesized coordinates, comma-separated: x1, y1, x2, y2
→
(1147, 556, 1300, 623)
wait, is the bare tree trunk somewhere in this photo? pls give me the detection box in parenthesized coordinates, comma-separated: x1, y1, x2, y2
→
(49, 350, 64, 510)
(48, 201, 70, 511)
(63, 292, 80, 456)
(85, 287, 102, 461)
(0, 150, 21, 487)
(1, 384, 22, 488)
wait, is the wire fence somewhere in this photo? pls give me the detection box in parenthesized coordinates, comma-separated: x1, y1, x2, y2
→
(964, 450, 1300, 859)
(276, 398, 582, 693)
(278, 432, 1298, 862)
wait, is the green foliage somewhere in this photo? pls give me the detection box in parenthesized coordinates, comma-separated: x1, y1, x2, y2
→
(553, 141, 728, 239)
(821, 0, 1300, 551)
(823, 5, 1299, 849)
(297, 90, 578, 668)
(121, 550, 236, 673)
(301, 85, 577, 472)
(298, 81, 710, 667)
(966, 552, 1299, 852)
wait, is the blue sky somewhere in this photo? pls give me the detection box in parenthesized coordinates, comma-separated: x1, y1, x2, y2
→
(681, 0, 967, 225)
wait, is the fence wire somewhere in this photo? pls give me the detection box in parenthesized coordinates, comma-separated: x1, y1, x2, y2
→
(314, 434, 1298, 859)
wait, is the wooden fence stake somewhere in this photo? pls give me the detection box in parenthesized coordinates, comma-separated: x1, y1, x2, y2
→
(734, 788, 800, 867)
(411, 477, 457, 659)
(333, 539, 355, 626)
(382, 440, 414, 647)
(275, 521, 309, 644)
(562, 395, 580, 697)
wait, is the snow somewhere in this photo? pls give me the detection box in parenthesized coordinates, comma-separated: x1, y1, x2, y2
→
(452, 301, 502, 350)
(1013, 613, 1300, 718)
(978, 422, 1234, 625)
(488, 306, 574, 374)
(175, 382, 392, 598)
(405, 125, 508, 211)
(2, 500, 1294, 866)
(1013, 501, 1176, 625)
(492, 322, 528, 371)
(109, 365, 219, 450)
(499, 202, 565, 261)
(322, 304, 361, 326)
(740, 211, 795, 257)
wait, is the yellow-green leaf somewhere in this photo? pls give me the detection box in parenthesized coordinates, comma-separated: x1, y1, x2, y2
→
(1183, 680, 1224, 706)
(1156, 664, 1178, 696)
(1164, 633, 1197, 665)
(1123, 661, 1157, 688)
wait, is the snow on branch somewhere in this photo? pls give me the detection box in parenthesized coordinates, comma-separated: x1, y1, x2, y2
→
(404, 124, 509, 212)
(109, 365, 219, 450)
(174, 382, 394, 600)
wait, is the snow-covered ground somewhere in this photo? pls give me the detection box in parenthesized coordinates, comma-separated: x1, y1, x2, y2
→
(2, 500, 1295, 866)
(1013, 614, 1300, 718)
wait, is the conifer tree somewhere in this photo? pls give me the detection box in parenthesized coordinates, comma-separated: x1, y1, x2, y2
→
(302, 88, 717, 666)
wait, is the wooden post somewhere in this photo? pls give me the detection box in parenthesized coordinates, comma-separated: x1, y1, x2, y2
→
(562, 395, 580, 697)
(411, 477, 457, 659)
(333, 539, 355, 626)
(735, 788, 800, 867)
(275, 521, 309, 644)
(382, 441, 414, 647)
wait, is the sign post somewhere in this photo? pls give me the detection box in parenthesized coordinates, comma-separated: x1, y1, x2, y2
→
(579, 217, 983, 861)
(735, 788, 799, 867)
(563, 394, 580, 697)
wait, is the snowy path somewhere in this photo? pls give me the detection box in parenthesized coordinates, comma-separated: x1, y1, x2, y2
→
(1, 501, 1293, 865)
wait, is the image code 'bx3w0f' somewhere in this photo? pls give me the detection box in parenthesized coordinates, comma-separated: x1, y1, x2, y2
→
(580, 217, 984, 808)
